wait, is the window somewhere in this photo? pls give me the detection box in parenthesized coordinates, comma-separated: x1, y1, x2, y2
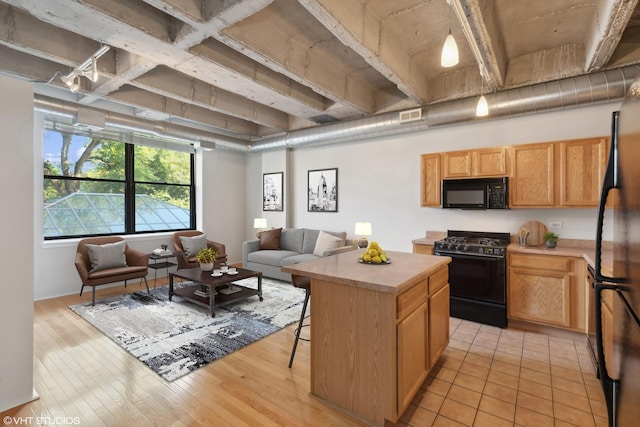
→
(43, 129, 194, 239)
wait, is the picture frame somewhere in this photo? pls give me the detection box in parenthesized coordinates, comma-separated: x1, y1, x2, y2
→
(263, 172, 283, 211)
(307, 168, 338, 212)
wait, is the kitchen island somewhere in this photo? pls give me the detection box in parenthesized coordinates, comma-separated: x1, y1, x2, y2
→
(282, 250, 451, 426)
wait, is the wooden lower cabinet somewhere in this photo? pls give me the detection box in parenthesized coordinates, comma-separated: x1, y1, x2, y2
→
(429, 281, 450, 368)
(508, 253, 586, 331)
(397, 302, 428, 412)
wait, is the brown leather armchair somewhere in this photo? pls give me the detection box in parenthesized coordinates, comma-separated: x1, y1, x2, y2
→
(173, 231, 227, 269)
(75, 236, 150, 305)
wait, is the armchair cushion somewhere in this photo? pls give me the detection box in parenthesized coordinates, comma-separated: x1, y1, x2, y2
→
(179, 233, 207, 257)
(86, 240, 128, 273)
(259, 228, 282, 250)
(313, 231, 343, 256)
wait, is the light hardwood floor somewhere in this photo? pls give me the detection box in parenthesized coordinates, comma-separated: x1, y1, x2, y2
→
(2, 278, 607, 426)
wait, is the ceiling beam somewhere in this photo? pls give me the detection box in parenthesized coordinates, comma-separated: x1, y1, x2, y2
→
(584, 0, 639, 72)
(298, 0, 426, 104)
(451, 0, 506, 90)
(132, 66, 289, 130)
(108, 85, 259, 136)
(218, 2, 375, 116)
(2, 0, 330, 123)
(0, 3, 286, 131)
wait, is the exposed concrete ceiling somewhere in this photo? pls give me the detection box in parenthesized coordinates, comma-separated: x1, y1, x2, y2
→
(2, 0, 640, 147)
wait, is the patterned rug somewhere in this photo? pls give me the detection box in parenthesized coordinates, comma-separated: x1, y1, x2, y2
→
(69, 277, 306, 381)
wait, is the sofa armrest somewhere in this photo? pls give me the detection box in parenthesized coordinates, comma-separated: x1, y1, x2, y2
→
(242, 239, 261, 266)
(322, 245, 357, 257)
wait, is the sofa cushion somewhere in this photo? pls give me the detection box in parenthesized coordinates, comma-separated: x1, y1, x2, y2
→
(247, 249, 298, 266)
(259, 228, 282, 250)
(280, 228, 305, 253)
(180, 233, 207, 257)
(313, 231, 344, 256)
(86, 240, 128, 273)
(302, 229, 346, 254)
(281, 253, 319, 266)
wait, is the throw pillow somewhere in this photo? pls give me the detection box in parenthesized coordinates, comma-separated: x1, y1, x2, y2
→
(313, 230, 343, 256)
(180, 233, 207, 257)
(259, 228, 282, 250)
(86, 240, 128, 273)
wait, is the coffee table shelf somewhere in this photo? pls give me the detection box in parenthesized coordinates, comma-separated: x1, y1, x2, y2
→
(169, 267, 262, 317)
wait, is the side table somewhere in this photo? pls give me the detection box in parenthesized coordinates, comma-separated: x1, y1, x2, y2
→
(148, 252, 177, 288)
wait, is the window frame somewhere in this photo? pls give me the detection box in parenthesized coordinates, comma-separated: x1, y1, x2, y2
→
(43, 129, 196, 240)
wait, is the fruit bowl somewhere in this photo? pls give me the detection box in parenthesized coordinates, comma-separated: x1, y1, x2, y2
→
(358, 258, 392, 265)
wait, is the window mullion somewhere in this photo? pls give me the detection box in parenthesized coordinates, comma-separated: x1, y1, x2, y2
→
(125, 144, 136, 233)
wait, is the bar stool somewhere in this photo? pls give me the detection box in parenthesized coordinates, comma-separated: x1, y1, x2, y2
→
(288, 275, 311, 368)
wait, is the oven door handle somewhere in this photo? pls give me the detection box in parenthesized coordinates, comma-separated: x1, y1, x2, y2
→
(435, 251, 504, 260)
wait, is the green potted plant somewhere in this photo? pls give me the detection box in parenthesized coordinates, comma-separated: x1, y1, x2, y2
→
(543, 232, 559, 249)
(196, 247, 217, 271)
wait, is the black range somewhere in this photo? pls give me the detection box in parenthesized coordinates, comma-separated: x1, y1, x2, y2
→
(434, 230, 510, 328)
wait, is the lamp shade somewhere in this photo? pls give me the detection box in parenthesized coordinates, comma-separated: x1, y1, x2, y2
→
(441, 33, 459, 67)
(253, 218, 267, 229)
(355, 222, 372, 236)
(476, 94, 489, 117)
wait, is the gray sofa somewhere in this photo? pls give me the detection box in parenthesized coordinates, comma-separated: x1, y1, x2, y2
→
(242, 228, 357, 281)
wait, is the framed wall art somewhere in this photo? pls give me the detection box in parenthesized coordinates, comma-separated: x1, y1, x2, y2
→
(307, 168, 338, 212)
(263, 172, 283, 211)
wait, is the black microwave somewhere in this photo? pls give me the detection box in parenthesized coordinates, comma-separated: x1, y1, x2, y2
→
(442, 177, 508, 209)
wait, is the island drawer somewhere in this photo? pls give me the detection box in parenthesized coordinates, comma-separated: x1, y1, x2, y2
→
(397, 279, 427, 321)
(428, 266, 448, 295)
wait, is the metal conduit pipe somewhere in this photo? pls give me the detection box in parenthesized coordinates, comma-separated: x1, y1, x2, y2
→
(250, 65, 640, 152)
(34, 65, 640, 154)
(33, 95, 249, 152)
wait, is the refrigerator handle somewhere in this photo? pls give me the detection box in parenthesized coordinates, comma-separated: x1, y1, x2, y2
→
(595, 111, 624, 284)
(594, 282, 620, 427)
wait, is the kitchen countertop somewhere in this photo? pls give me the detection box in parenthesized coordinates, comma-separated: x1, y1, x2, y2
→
(281, 250, 451, 294)
(412, 231, 614, 274)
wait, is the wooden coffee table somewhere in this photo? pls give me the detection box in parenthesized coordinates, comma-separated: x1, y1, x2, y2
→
(169, 267, 263, 317)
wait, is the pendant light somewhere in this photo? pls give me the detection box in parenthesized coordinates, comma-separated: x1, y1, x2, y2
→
(476, 65, 489, 117)
(441, 0, 459, 68)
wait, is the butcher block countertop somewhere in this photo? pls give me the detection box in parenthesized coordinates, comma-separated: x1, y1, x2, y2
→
(282, 250, 451, 294)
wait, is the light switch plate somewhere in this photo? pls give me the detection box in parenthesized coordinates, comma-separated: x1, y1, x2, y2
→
(549, 221, 562, 228)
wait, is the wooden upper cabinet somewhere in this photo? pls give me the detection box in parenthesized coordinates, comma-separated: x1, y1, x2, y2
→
(442, 148, 507, 178)
(510, 143, 555, 207)
(558, 137, 608, 207)
(442, 151, 472, 178)
(421, 154, 441, 207)
(473, 147, 508, 176)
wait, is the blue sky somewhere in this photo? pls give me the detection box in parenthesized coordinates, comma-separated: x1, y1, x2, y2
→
(43, 130, 89, 168)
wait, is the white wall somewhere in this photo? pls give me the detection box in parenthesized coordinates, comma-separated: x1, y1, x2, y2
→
(0, 76, 36, 411)
(249, 102, 620, 251)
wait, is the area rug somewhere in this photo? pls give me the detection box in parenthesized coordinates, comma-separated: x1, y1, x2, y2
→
(69, 277, 306, 381)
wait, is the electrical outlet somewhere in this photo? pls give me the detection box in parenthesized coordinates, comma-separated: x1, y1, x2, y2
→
(549, 221, 562, 228)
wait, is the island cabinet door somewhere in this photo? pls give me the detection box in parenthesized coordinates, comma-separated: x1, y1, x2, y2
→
(397, 301, 428, 413)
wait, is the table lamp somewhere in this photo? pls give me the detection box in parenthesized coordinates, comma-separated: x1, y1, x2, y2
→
(254, 217, 267, 238)
(355, 222, 372, 249)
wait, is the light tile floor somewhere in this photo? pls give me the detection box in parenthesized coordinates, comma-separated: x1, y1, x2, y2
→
(398, 318, 608, 427)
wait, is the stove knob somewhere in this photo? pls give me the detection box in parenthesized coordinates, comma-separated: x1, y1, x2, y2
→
(478, 247, 484, 253)
(463, 245, 469, 251)
(448, 244, 453, 249)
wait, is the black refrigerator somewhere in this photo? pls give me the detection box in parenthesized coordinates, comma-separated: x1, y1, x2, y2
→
(595, 79, 640, 426)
